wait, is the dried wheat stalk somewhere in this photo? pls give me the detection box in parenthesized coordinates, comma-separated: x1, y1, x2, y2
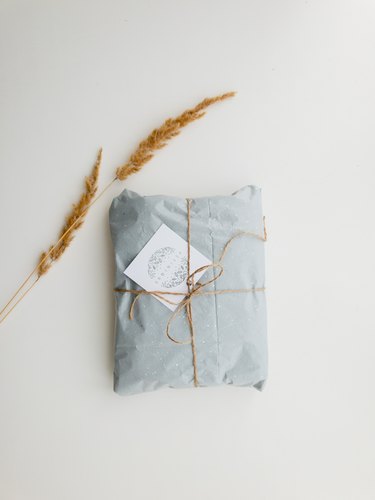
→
(0, 91, 236, 324)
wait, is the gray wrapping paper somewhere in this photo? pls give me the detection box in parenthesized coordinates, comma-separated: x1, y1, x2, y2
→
(109, 185, 267, 396)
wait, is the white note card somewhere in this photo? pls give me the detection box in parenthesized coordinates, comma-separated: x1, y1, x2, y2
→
(123, 224, 212, 311)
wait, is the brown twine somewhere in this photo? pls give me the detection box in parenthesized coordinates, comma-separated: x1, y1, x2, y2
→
(114, 199, 267, 387)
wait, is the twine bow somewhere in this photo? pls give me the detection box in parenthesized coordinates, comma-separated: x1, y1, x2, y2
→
(114, 198, 267, 387)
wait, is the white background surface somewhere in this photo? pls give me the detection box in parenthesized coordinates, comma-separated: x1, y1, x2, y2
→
(1, 1, 374, 499)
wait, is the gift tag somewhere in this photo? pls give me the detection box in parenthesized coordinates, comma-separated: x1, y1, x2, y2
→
(123, 223, 212, 311)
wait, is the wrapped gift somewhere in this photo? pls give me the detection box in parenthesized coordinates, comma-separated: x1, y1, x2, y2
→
(109, 185, 267, 396)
